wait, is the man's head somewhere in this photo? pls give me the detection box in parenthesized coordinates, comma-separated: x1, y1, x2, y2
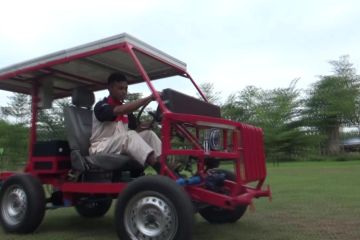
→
(107, 72, 128, 101)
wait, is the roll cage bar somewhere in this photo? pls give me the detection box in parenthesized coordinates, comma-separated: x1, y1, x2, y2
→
(0, 33, 269, 201)
(0, 33, 208, 159)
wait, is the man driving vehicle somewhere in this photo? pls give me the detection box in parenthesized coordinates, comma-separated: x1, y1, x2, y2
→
(89, 72, 161, 172)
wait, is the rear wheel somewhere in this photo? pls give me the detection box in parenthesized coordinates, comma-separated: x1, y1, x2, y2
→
(115, 175, 194, 240)
(75, 196, 112, 218)
(0, 174, 46, 233)
(199, 169, 248, 224)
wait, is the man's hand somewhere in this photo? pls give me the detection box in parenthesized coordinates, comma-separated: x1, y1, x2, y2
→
(149, 91, 162, 101)
(137, 121, 153, 131)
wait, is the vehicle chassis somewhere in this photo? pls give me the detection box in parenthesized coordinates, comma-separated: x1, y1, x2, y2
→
(0, 33, 271, 239)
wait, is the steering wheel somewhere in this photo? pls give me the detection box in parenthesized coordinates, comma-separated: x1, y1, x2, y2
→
(136, 102, 162, 129)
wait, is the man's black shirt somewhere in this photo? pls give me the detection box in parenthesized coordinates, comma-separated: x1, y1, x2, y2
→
(94, 97, 137, 130)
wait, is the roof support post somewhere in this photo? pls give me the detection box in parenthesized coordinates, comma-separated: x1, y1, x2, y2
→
(28, 81, 39, 160)
(123, 43, 168, 113)
(184, 72, 208, 102)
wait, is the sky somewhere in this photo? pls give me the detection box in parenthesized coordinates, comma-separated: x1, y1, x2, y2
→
(1, 0, 360, 105)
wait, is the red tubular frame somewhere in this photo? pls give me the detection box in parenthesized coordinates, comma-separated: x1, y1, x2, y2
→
(0, 38, 270, 211)
(158, 112, 271, 208)
(29, 82, 39, 158)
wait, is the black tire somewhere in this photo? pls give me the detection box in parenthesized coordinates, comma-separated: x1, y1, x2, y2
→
(199, 169, 248, 224)
(115, 175, 194, 240)
(0, 174, 46, 233)
(75, 196, 112, 218)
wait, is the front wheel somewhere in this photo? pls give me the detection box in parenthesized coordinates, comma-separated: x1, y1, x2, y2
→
(199, 169, 248, 224)
(115, 175, 194, 240)
(199, 204, 247, 224)
(0, 174, 46, 233)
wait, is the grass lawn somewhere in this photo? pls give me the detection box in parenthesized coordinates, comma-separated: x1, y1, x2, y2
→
(1, 160, 359, 240)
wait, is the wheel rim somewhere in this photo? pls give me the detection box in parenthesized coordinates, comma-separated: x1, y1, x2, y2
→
(124, 191, 178, 240)
(1, 185, 28, 226)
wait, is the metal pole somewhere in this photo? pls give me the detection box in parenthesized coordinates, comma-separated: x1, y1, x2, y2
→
(123, 43, 169, 113)
(28, 81, 39, 159)
(184, 72, 208, 102)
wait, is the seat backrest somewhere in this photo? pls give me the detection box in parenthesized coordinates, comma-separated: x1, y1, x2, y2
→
(64, 87, 95, 156)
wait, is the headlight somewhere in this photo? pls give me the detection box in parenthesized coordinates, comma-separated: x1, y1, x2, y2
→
(209, 128, 222, 151)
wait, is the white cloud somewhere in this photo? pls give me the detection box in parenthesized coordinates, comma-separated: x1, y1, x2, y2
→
(1, 0, 360, 106)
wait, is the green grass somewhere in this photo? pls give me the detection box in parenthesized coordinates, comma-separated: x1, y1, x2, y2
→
(1, 161, 360, 240)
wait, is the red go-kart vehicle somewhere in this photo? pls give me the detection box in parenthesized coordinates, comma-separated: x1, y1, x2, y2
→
(0, 33, 271, 240)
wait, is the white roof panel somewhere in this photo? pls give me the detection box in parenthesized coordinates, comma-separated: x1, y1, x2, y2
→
(0, 33, 187, 98)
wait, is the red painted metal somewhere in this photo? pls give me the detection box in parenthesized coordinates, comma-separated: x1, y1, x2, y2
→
(60, 182, 127, 194)
(173, 124, 202, 150)
(29, 156, 71, 174)
(166, 149, 240, 159)
(160, 115, 172, 176)
(239, 124, 267, 183)
(125, 43, 168, 113)
(186, 184, 271, 209)
(0, 172, 16, 181)
(0, 35, 270, 216)
(186, 72, 208, 102)
(126, 43, 208, 111)
(166, 112, 239, 127)
(28, 82, 39, 160)
(130, 45, 186, 75)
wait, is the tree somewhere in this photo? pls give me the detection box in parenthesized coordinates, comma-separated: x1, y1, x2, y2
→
(37, 98, 71, 140)
(305, 56, 360, 154)
(1, 93, 72, 140)
(0, 120, 28, 169)
(221, 86, 262, 123)
(221, 81, 314, 161)
(197, 82, 221, 105)
(126, 92, 142, 102)
(0, 93, 31, 124)
(259, 81, 317, 161)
